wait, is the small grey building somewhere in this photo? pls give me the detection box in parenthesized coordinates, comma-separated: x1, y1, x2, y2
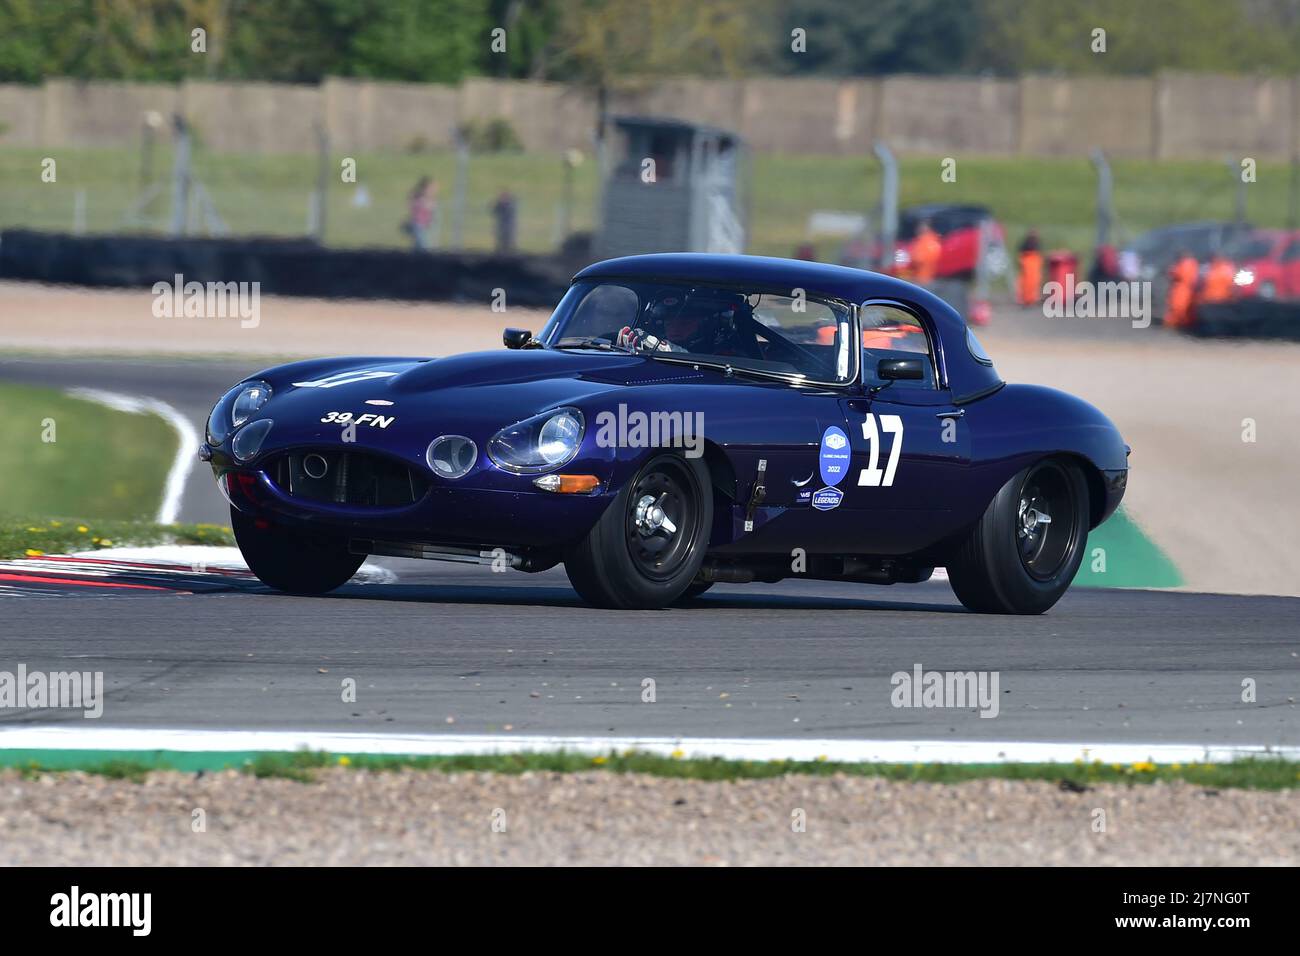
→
(595, 116, 748, 260)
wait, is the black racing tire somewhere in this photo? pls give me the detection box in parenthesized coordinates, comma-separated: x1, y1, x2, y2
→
(230, 505, 365, 594)
(946, 458, 1090, 615)
(565, 452, 713, 609)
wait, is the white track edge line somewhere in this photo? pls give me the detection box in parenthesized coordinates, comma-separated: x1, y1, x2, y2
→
(66, 388, 197, 525)
(0, 727, 1295, 764)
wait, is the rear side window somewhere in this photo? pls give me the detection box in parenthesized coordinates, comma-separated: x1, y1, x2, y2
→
(860, 304, 935, 388)
(966, 327, 994, 365)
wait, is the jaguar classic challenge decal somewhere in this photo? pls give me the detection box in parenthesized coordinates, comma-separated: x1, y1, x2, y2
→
(814, 425, 851, 510)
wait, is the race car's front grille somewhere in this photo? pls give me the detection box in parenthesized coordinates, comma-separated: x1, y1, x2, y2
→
(267, 450, 430, 508)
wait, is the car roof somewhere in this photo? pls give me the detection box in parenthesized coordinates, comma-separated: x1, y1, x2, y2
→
(579, 253, 938, 305)
(901, 203, 991, 218)
(1139, 221, 1251, 239)
(573, 253, 1001, 400)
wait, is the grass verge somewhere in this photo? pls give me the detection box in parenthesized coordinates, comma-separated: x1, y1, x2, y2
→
(0, 382, 176, 519)
(2, 749, 1295, 790)
(0, 519, 233, 560)
(0, 380, 222, 558)
(1071, 506, 1183, 589)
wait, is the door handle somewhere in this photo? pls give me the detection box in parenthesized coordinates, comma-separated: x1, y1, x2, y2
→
(935, 409, 965, 419)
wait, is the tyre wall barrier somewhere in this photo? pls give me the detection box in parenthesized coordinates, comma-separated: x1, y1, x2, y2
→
(0, 230, 572, 308)
(1193, 299, 1300, 340)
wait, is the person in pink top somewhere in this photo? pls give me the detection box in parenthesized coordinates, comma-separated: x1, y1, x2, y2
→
(404, 176, 439, 251)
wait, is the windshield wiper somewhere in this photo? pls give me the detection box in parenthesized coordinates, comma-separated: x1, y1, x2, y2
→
(560, 337, 637, 355)
(652, 354, 808, 384)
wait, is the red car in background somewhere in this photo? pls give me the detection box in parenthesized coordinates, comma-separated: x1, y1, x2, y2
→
(889, 204, 1007, 280)
(1225, 229, 1300, 300)
(842, 204, 1008, 281)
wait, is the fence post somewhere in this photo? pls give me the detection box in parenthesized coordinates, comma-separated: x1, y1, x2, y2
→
(451, 130, 469, 250)
(1091, 148, 1113, 247)
(168, 114, 192, 237)
(312, 121, 330, 243)
(873, 141, 898, 271)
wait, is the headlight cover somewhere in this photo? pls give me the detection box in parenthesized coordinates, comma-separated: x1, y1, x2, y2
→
(207, 380, 272, 445)
(427, 435, 478, 479)
(231, 418, 274, 462)
(231, 382, 272, 429)
(487, 408, 585, 474)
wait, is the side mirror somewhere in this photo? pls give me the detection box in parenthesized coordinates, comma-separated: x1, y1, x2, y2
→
(877, 357, 925, 381)
(503, 328, 533, 350)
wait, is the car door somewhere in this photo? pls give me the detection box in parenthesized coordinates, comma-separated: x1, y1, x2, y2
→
(711, 292, 863, 554)
(831, 302, 971, 555)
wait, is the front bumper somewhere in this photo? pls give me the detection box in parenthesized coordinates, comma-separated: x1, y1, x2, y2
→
(206, 441, 618, 551)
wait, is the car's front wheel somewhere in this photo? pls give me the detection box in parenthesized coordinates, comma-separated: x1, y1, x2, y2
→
(230, 505, 364, 594)
(565, 452, 712, 609)
(946, 458, 1090, 614)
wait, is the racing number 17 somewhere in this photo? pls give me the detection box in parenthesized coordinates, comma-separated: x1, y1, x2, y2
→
(858, 413, 903, 487)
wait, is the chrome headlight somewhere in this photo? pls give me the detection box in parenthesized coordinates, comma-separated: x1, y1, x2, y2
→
(207, 380, 272, 445)
(487, 408, 585, 474)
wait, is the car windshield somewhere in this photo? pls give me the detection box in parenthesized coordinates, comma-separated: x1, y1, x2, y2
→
(1226, 235, 1277, 260)
(898, 206, 988, 240)
(539, 279, 856, 384)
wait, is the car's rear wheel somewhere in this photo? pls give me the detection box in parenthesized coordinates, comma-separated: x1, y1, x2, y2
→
(230, 505, 364, 594)
(946, 458, 1089, 614)
(565, 452, 712, 609)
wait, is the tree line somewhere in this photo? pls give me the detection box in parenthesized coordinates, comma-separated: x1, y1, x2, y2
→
(3, 0, 1300, 85)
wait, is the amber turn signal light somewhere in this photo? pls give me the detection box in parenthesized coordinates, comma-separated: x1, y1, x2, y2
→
(532, 474, 600, 493)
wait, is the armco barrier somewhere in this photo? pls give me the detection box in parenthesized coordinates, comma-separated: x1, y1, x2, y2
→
(0, 230, 571, 307)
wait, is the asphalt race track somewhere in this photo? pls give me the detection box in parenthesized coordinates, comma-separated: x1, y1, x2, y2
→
(1, 357, 1297, 751)
(2, 561, 1297, 746)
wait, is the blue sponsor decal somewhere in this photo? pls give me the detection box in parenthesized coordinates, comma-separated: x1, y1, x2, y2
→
(811, 486, 844, 511)
(819, 425, 851, 487)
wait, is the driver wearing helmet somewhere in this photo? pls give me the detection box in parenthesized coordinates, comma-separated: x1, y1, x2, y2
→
(616, 292, 748, 355)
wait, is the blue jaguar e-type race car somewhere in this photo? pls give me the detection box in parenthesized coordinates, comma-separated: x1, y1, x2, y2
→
(200, 254, 1128, 613)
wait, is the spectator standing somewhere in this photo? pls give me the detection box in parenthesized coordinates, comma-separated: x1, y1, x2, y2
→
(1017, 230, 1044, 305)
(404, 176, 439, 251)
(1199, 253, 1235, 304)
(910, 221, 942, 284)
(1163, 250, 1199, 328)
(492, 189, 517, 254)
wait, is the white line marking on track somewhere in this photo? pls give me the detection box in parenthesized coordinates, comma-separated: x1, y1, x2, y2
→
(0, 728, 1294, 765)
(66, 388, 197, 525)
(0, 547, 397, 585)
